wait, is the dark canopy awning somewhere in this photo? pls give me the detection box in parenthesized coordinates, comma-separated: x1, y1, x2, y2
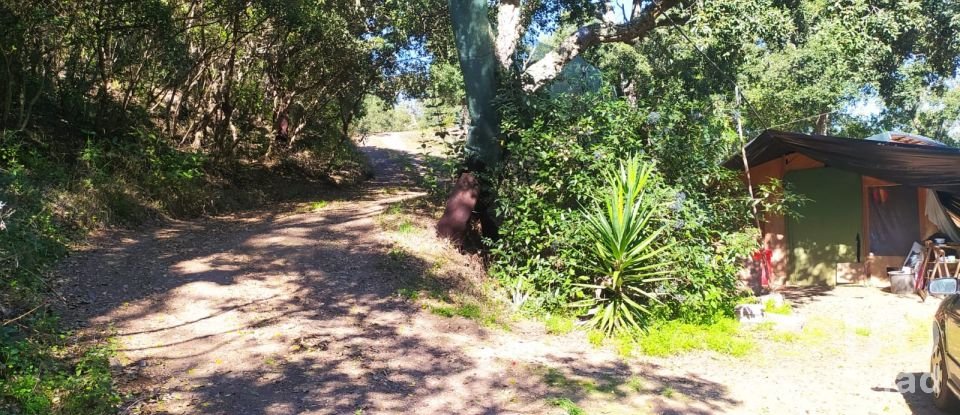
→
(723, 130, 960, 194)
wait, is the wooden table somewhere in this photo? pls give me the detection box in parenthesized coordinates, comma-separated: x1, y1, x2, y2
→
(929, 243, 960, 279)
(913, 242, 960, 301)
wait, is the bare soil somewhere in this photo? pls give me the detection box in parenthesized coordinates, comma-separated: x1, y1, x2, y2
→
(56, 132, 947, 414)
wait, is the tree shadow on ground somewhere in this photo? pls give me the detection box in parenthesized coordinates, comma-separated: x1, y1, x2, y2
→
(56, 138, 740, 414)
(778, 285, 835, 306)
(887, 372, 947, 415)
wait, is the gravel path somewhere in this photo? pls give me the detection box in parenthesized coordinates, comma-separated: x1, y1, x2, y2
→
(56, 132, 948, 414)
(643, 286, 945, 415)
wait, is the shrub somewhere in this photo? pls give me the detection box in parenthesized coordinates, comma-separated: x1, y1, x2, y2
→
(0, 315, 120, 415)
(764, 298, 793, 315)
(416, 90, 759, 330)
(487, 92, 757, 330)
(490, 95, 646, 311)
(568, 158, 673, 334)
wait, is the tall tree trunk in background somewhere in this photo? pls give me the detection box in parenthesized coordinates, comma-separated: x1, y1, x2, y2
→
(94, 0, 110, 130)
(1, 50, 12, 129)
(436, 0, 500, 240)
(448, 0, 500, 171)
(814, 112, 830, 135)
(339, 92, 365, 141)
(216, 6, 242, 157)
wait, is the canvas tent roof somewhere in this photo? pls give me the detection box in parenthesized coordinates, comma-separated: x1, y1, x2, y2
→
(724, 130, 960, 194)
(866, 131, 948, 147)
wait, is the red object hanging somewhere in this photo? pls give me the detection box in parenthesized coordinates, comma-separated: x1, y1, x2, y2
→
(753, 249, 773, 288)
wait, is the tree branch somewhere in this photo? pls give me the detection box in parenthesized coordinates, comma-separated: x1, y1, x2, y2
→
(521, 0, 680, 91)
(601, 1, 618, 25)
(495, 0, 524, 70)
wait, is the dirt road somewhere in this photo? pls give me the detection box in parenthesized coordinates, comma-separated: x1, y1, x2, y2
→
(57, 131, 945, 414)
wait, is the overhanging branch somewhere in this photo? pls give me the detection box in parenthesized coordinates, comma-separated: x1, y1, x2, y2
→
(495, 0, 523, 69)
(521, 0, 681, 91)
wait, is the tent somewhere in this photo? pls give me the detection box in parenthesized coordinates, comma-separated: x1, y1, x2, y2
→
(725, 130, 960, 286)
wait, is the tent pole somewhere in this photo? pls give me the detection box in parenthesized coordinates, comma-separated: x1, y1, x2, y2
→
(735, 87, 762, 237)
(736, 88, 771, 291)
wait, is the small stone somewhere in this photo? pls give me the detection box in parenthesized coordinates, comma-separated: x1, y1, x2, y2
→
(735, 303, 765, 323)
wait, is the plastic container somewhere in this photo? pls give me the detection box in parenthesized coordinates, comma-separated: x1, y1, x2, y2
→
(888, 270, 914, 294)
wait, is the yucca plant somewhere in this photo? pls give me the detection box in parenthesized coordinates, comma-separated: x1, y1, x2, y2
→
(570, 157, 674, 335)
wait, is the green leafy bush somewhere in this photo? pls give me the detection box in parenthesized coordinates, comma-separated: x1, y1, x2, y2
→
(0, 133, 121, 414)
(1, 322, 120, 415)
(544, 314, 576, 335)
(488, 92, 757, 329)
(354, 95, 417, 135)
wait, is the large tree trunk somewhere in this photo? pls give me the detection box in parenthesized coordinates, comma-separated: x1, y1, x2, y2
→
(215, 8, 242, 156)
(447, 0, 500, 170)
(436, 0, 500, 241)
(437, 0, 682, 243)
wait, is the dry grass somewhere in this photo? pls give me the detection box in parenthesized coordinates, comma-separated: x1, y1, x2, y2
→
(376, 196, 508, 327)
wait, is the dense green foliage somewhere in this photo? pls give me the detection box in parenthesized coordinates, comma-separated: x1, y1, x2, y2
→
(2, 329, 118, 415)
(354, 96, 418, 135)
(488, 93, 757, 326)
(582, 0, 960, 139)
(0, 1, 434, 412)
(0, 134, 129, 413)
(465, 0, 960, 336)
(0, 0, 444, 154)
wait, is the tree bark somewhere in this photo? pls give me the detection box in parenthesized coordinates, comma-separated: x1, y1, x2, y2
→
(447, 0, 500, 170)
(495, 0, 523, 70)
(17, 76, 43, 132)
(814, 112, 830, 135)
(437, 0, 501, 242)
(1, 50, 13, 129)
(216, 7, 242, 156)
(94, 0, 111, 129)
(437, 172, 480, 240)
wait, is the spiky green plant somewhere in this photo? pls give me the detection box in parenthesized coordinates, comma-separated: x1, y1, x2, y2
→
(570, 157, 673, 334)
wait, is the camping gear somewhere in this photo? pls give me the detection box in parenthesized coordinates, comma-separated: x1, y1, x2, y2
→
(926, 191, 960, 242)
(866, 131, 949, 147)
(889, 270, 915, 294)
